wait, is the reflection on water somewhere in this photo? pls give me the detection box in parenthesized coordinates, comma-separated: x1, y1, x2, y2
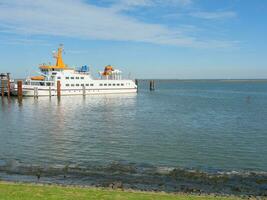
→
(1, 81, 267, 193)
(0, 93, 138, 166)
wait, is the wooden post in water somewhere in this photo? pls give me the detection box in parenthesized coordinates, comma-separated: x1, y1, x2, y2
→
(34, 87, 38, 98)
(135, 79, 138, 86)
(135, 79, 138, 92)
(83, 85, 86, 96)
(49, 86, 52, 97)
(17, 80, 23, 98)
(1, 79, 4, 97)
(7, 73, 10, 98)
(57, 80, 61, 97)
(150, 80, 155, 91)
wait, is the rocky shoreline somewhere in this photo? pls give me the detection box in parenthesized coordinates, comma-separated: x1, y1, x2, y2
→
(1, 161, 267, 198)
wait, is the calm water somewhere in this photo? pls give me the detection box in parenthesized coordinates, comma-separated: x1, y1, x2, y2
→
(1, 80, 267, 194)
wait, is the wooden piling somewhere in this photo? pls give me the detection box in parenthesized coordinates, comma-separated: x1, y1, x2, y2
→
(82, 85, 86, 96)
(7, 73, 10, 98)
(17, 80, 23, 98)
(135, 79, 138, 86)
(49, 86, 52, 97)
(150, 80, 155, 91)
(7, 76, 11, 98)
(57, 80, 61, 97)
(1, 79, 4, 97)
(7, 80, 10, 98)
(34, 87, 38, 98)
(135, 79, 138, 92)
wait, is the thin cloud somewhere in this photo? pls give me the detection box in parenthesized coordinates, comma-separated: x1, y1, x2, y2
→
(107, 0, 192, 8)
(110, 0, 152, 11)
(0, 36, 51, 46)
(0, 0, 236, 48)
(108, 0, 192, 11)
(165, 0, 192, 6)
(190, 11, 236, 20)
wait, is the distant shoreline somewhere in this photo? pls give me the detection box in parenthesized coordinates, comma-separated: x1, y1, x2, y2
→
(138, 79, 267, 82)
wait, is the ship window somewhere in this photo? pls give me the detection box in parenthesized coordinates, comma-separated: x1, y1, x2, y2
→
(71, 77, 74, 79)
(81, 77, 84, 79)
(90, 84, 94, 86)
(113, 84, 116, 86)
(81, 84, 84, 86)
(76, 84, 79, 86)
(86, 84, 89, 86)
(76, 77, 79, 79)
(52, 72, 57, 75)
(100, 84, 103, 86)
(104, 84, 107, 86)
(66, 77, 69, 79)
(108, 84, 111, 86)
(57, 77, 61, 79)
(121, 83, 124, 86)
(66, 84, 70, 87)
(71, 84, 74, 86)
(117, 84, 120, 86)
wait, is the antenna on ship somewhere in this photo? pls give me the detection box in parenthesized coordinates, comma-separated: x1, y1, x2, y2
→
(59, 43, 66, 54)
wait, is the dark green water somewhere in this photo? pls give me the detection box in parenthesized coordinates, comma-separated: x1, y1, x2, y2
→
(1, 80, 267, 195)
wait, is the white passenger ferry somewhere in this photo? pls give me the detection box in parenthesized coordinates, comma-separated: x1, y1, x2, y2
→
(12, 46, 137, 96)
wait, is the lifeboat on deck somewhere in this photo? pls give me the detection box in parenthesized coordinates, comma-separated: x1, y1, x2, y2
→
(102, 65, 114, 76)
(30, 76, 45, 81)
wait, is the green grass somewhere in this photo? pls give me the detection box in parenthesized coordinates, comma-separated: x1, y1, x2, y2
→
(0, 181, 241, 200)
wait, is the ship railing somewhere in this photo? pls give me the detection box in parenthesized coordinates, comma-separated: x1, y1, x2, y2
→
(24, 80, 55, 86)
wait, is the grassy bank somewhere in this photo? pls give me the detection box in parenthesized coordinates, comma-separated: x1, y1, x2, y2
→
(0, 181, 243, 200)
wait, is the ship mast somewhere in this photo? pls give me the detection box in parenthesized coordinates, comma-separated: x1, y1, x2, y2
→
(54, 44, 65, 68)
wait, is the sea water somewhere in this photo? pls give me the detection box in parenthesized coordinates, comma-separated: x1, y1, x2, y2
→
(1, 80, 267, 194)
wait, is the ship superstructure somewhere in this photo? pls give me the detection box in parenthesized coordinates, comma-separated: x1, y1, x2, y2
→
(12, 46, 137, 96)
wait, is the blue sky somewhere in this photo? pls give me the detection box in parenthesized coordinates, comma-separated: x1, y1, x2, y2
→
(0, 0, 266, 79)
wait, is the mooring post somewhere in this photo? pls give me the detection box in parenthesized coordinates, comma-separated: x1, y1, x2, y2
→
(1, 79, 4, 97)
(49, 86, 52, 97)
(34, 87, 38, 98)
(135, 79, 138, 92)
(57, 80, 61, 97)
(7, 73, 10, 98)
(83, 85, 86, 96)
(135, 79, 138, 86)
(149, 80, 155, 91)
(17, 80, 23, 98)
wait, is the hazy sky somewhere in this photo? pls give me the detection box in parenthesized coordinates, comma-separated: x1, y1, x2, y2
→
(0, 0, 266, 79)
